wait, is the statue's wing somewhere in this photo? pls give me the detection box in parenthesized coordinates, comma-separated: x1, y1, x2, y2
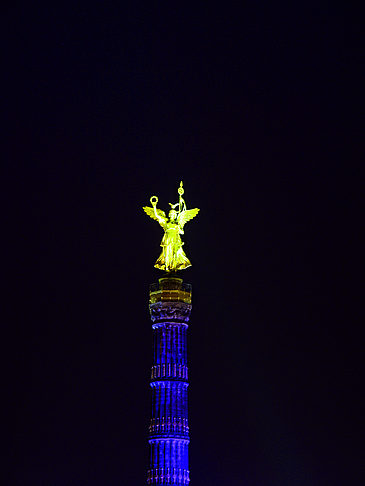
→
(177, 208, 200, 228)
(143, 206, 167, 226)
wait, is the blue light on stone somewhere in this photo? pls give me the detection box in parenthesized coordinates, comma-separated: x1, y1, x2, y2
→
(147, 277, 191, 485)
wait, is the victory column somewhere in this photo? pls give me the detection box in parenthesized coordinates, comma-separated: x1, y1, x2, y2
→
(143, 182, 199, 485)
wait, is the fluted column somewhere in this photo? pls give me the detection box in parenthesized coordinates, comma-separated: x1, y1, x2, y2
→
(147, 277, 191, 485)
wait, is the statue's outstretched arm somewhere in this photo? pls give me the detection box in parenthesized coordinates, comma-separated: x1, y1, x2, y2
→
(143, 197, 167, 228)
(151, 196, 165, 225)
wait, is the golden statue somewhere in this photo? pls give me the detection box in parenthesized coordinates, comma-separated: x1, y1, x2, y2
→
(143, 181, 199, 272)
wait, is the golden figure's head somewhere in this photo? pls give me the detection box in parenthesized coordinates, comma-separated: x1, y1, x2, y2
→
(169, 209, 178, 221)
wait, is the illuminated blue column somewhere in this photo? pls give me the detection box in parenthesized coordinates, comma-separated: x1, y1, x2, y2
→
(148, 277, 191, 485)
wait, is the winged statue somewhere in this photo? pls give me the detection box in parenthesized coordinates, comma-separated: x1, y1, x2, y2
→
(143, 181, 200, 272)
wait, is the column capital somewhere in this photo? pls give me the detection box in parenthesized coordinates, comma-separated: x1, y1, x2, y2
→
(149, 301, 192, 323)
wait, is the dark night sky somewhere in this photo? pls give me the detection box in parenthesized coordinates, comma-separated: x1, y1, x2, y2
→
(4, 3, 363, 485)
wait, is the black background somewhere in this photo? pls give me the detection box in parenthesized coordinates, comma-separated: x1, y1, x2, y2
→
(4, 3, 363, 485)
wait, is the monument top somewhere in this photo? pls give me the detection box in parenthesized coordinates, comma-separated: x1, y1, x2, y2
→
(143, 181, 199, 273)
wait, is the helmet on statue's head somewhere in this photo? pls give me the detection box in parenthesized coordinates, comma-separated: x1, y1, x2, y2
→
(169, 209, 177, 220)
